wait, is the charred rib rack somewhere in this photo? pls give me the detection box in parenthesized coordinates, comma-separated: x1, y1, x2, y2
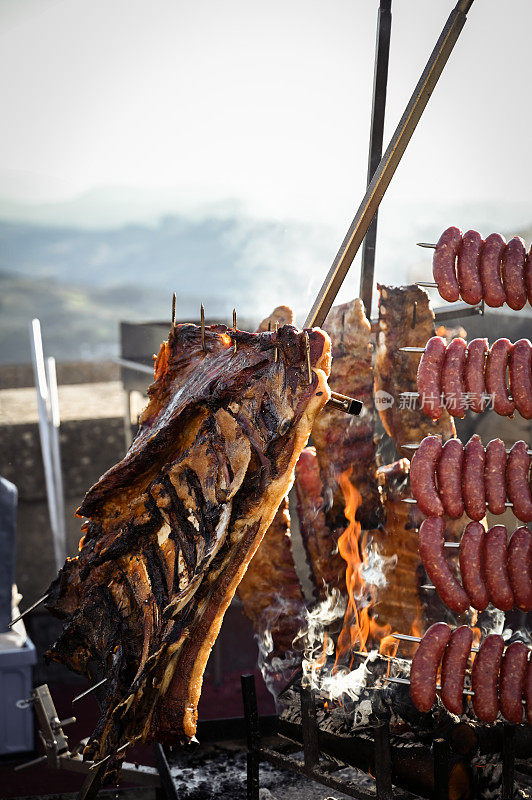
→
(44, 321, 331, 765)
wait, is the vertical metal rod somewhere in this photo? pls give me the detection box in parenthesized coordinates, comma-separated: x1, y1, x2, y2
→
(373, 720, 394, 800)
(501, 724, 515, 800)
(233, 308, 237, 353)
(433, 737, 450, 800)
(300, 687, 319, 773)
(171, 292, 176, 327)
(304, 0, 475, 329)
(241, 674, 260, 800)
(29, 319, 63, 571)
(45, 357, 67, 566)
(200, 304, 206, 352)
(360, 0, 392, 317)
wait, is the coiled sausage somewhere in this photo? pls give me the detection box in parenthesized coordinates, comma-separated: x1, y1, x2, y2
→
(436, 438, 464, 519)
(485, 339, 515, 417)
(457, 230, 484, 305)
(506, 441, 532, 523)
(442, 338, 468, 418)
(464, 338, 488, 413)
(410, 436, 444, 517)
(441, 626, 473, 715)
(417, 336, 446, 420)
(502, 236, 527, 310)
(509, 338, 532, 420)
(459, 521, 489, 611)
(484, 525, 514, 611)
(463, 435, 485, 521)
(410, 622, 452, 713)
(508, 526, 532, 612)
(484, 438, 507, 516)
(480, 232, 506, 307)
(419, 517, 470, 614)
(471, 634, 505, 723)
(433, 227, 461, 303)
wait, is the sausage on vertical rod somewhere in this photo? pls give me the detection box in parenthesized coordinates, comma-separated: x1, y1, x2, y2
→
(508, 526, 532, 612)
(433, 227, 461, 303)
(471, 635, 505, 723)
(410, 622, 452, 713)
(459, 521, 489, 611)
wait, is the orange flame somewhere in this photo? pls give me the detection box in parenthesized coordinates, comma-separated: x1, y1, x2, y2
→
(333, 468, 394, 669)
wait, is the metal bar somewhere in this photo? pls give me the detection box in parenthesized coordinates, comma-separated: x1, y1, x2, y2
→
(433, 737, 450, 800)
(114, 356, 154, 375)
(30, 319, 63, 571)
(433, 302, 483, 321)
(241, 674, 260, 800)
(502, 724, 515, 800)
(373, 720, 394, 800)
(360, 0, 392, 316)
(153, 742, 179, 800)
(300, 687, 319, 773)
(45, 357, 67, 566)
(304, 0, 474, 329)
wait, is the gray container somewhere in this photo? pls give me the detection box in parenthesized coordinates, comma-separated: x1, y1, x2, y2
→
(0, 636, 37, 754)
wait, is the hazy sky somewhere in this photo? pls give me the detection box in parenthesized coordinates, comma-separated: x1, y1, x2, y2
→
(1, 0, 531, 230)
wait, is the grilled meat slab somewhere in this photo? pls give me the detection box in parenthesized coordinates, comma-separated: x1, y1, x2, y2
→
(312, 298, 383, 530)
(45, 322, 331, 761)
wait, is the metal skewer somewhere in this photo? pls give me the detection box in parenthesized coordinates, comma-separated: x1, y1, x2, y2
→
(401, 497, 514, 508)
(232, 308, 237, 353)
(417, 243, 437, 250)
(274, 320, 278, 363)
(384, 675, 475, 696)
(393, 632, 479, 652)
(399, 346, 426, 353)
(400, 442, 532, 455)
(89, 740, 133, 771)
(72, 678, 108, 705)
(304, 332, 312, 384)
(200, 304, 206, 352)
(171, 292, 176, 327)
(9, 593, 50, 628)
(303, 0, 475, 328)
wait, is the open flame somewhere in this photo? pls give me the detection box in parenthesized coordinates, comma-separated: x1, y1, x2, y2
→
(333, 468, 395, 669)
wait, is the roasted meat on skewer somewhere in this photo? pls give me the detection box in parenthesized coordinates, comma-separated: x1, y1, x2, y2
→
(45, 321, 331, 763)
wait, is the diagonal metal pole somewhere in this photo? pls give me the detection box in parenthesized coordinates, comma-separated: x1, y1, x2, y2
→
(359, 0, 392, 318)
(304, 0, 475, 329)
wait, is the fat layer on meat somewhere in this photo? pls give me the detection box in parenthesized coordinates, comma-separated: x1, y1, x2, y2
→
(45, 321, 331, 762)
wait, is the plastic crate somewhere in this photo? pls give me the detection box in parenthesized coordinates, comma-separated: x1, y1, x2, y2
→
(0, 636, 36, 754)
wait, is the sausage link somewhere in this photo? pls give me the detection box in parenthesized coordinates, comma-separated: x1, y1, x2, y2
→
(441, 626, 473, 715)
(417, 336, 446, 419)
(410, 436, 444, 517)
(464, 338, 488, 413)
(463, 435, 486, 521)
(485, 338, 515, 417)
(509, 338, 532, 420)
(508, 526, 532, 612)
(502, 236, 527, 310)
(526, 656, 532, 726)
(437, 439, 464, 519)
(410, 622, 452, 713)
(506, 441, 532, 523)
(419, 517, 470, 614)
(442, 338, 468, 418)
(480, 232, 506, 307)
(457, 230, 484, 305)
(459, 521, 489, 611)
(471, 634, 505, 722)
(433, 227, 461, 303)
(484, 525, 514, 611)
(526, 246, 532, 307)
(484, 438, 508, 515)
(499, 641, 529, 723)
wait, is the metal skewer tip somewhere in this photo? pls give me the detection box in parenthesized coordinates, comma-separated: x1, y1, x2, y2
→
(200, 304, 206, 352)
(393, 632, 479, 652)
(416, 243, 437, 250)
(232, 309, 237, 353)
(9, 593, 49, 628)
(398, 346, 426, 353)
(304, 332, 312, 384)
(416, 281, 438, 288)
(274, 321, 278, 362)
(171, 293, 176, 327)
(384, 675, 474, 696)
(72, 678, 108, 705)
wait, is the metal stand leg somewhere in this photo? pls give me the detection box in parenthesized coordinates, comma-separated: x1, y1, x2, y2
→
(502, 724, 515, 800)
(300, 687, 319, 774)
(374, 720, 394, 800)
(241, 674, 260, 800)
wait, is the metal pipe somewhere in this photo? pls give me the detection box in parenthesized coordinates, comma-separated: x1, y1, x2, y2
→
(360, 0, 392, 317)
(304, 0, 475, 328)
(45, 357, 66, 566)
